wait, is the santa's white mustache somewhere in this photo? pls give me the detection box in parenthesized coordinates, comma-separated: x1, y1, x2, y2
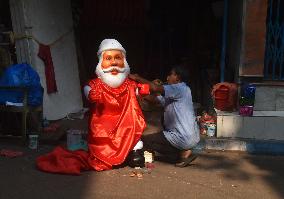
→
(102, 66, 126, 73)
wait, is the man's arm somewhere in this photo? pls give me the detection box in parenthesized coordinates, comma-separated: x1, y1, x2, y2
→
(143, 94, 160, 104)
(129, 74, 164, 95)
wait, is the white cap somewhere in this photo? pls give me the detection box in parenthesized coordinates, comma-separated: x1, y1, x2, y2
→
(97, 39, 126, 57)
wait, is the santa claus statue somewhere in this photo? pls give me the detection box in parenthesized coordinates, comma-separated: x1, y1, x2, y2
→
(84, 39, 147, 171)
(36, 39, 148, 174)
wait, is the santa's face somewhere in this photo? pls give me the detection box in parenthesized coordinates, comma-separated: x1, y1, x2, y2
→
(96, 50, 130, 88)
(101, 50, 124, 74)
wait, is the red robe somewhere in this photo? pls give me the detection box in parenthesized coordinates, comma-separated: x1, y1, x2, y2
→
(87, 78, 146, 170)
(36, 78, 146, 174)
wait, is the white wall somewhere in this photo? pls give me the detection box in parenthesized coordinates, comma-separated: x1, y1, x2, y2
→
(217, 112, 284, 141)
(254, 86, 284, 111)
(12, 0, 83, 120)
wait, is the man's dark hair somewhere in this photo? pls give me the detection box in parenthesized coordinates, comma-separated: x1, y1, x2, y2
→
(172, 65, 190, 84)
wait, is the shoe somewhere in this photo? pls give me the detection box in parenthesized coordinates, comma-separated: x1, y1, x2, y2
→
(127, 150, 145, 168)
(175, 154, 198, 168)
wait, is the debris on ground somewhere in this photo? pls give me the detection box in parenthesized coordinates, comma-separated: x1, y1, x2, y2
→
(129, 170, 144, 179)
(43, 122, 60, 133)
(130, 167, 148, 179)
(145, 162, 155, 169)
(0, 149, 24, 158)
(128, 163, 156, 179)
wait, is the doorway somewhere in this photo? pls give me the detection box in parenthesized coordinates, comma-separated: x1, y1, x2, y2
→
(72, 0, 225, 109)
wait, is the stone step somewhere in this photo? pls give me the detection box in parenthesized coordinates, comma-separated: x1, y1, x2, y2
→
(196, 137, 284, 155)
(216, 111, 284, 141)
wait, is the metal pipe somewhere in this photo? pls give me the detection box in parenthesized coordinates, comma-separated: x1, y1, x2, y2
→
(220, 0, 228, 82)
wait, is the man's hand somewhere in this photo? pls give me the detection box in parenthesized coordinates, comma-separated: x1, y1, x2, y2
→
(153, 79, 163, 85)
(143, 95, 160, 104)
(137, 83, 150, 95)
(129, 74, 165, 95)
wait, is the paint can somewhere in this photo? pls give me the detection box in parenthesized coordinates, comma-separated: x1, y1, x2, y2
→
(206, 124, 216, 137)
(67, 129, 88, 151)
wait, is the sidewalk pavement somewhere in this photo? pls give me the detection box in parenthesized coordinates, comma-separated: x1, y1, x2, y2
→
(1, 139, 284, 199)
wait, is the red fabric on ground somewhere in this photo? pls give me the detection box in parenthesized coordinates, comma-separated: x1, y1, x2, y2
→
(0, 149, 24, 158)
(36, 146, 90, 175)
(38, 44, 58, 94)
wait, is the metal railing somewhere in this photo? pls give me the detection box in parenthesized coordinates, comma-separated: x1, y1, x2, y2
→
(264, 0, 284, 80)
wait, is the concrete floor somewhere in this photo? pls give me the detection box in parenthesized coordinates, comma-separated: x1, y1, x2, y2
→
(1, 116, 284, 199)
(1, 138, 284, 199)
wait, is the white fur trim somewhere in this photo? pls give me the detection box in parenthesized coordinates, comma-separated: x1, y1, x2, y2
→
(83, 85, 91, 99)
(97, 39, 126, 57)
(133, 140, 143, 150)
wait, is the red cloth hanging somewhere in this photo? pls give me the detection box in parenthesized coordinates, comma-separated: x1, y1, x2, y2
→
(38, 44, 58, 94)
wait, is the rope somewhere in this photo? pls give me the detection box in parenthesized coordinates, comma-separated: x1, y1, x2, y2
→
(11, 28, 73, 46)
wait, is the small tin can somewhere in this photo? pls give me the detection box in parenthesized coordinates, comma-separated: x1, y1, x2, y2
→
(28, 134, 39, 150)
(206, 124, 216, 137)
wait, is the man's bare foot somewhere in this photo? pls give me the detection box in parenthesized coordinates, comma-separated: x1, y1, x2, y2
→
(180, 149, 192, 159)
(175, 150, 198, 167)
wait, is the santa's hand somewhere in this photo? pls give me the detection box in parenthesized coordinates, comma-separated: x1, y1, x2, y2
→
(138, 83, 150, 95)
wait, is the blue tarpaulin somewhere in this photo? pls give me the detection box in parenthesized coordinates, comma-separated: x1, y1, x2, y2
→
(0, 63, 43, 106)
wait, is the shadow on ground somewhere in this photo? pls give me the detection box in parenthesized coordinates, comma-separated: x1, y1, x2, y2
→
(192, 151, 284, 198)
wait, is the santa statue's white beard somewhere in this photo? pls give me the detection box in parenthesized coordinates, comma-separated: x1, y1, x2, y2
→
(95, 54, 130, 88)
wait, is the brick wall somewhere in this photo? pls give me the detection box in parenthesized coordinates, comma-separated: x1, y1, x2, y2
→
(239, 0, 268, 76)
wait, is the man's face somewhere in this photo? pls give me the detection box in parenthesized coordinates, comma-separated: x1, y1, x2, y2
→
(96, 50, 130, 88)
(167, 70, 180, 85)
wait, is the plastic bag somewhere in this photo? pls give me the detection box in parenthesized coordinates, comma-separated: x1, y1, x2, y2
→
(0, 63, 43, 106)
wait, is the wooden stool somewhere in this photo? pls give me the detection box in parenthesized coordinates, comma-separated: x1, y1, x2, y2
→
(0, 86, 42, 143)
